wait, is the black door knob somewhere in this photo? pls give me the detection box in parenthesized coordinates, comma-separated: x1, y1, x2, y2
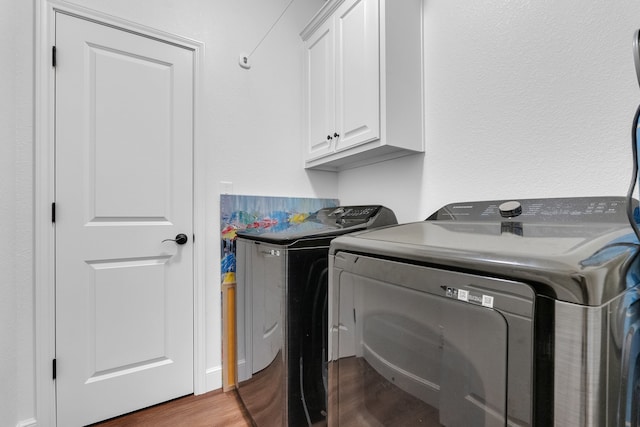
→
(162, 233, 188, 245)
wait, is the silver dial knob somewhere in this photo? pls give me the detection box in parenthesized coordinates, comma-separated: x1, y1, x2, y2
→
(499, 201, 522, 218)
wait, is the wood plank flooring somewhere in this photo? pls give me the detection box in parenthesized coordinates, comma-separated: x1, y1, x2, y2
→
(91, 389, 253, 427)
(89, 357, 437, 426)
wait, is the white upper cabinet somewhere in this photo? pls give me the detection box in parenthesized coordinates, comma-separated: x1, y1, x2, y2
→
(301, 0, 424, 171)
(333, 0, 380, 153)
(304, 16, 336, 160)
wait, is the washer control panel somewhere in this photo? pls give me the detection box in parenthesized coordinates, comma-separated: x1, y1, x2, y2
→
(317, 205, 397, 228)
(327, 206, 380, 220)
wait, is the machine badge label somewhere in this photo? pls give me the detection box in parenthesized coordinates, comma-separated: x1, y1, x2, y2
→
(443, 286, 494, 309)
(482, 295, 494, 308)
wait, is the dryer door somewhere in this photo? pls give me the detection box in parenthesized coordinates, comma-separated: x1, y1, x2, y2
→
(330, 254, 531, 427)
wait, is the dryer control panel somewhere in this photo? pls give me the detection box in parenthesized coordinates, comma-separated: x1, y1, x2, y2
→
(427, 196, 634, 223)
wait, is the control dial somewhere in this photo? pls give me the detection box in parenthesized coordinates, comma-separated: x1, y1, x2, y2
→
(499, 201, 522, 218)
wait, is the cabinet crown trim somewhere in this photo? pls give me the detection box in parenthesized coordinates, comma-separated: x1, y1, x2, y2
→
(300, 0, 346, 40)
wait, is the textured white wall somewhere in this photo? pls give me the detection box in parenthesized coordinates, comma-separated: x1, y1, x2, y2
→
(0, 0, 34, 425)
(0, 0, 19, 423)
(8, 0, 640, 425)
(339, 0, 640, 223)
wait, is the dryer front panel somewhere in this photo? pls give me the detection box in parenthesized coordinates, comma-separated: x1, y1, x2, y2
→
(329, 252, 536, 427)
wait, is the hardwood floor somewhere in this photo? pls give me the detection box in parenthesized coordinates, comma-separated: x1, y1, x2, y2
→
(91, 389, 253, 427)
(90, 356, 437, 426)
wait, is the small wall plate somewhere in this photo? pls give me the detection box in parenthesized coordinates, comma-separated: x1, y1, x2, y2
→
(238, 53, 251, 70)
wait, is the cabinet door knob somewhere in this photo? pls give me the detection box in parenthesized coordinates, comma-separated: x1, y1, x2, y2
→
(334, 132, 340, 138)
(327, 135, 333, 140)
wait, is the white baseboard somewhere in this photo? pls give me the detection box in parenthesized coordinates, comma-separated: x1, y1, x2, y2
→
(16, 418, 37, 427)
(237, 358, 249, 382)
(204, 365, 223, 393)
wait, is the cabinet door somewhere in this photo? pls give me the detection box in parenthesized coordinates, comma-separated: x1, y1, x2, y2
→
(304, 18, 335, 161)
(334, 0, 380, 152)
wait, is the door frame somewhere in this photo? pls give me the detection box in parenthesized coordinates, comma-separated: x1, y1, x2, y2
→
(35, 1, 207, 425)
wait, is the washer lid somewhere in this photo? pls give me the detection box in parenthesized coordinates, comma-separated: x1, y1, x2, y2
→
(330, 197, 640, 305)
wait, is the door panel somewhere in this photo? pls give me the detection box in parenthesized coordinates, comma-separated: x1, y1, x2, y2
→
(91, 257, 169, 373)
(334, 0, 380, 151)
(55, 12, 194, 426)
(91, 45, 173, 220)
(305, 18, 335, 160)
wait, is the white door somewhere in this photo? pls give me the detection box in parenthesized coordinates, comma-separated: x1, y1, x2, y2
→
(55, 12, 194, 426)
(304, 17, 335, 161)
(334, 0, 380, 152)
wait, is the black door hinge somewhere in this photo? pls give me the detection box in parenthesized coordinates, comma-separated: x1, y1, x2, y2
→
(52, 202, 56, 223)
(52, 46, 56, 67)
(52, 359, 57, 380)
